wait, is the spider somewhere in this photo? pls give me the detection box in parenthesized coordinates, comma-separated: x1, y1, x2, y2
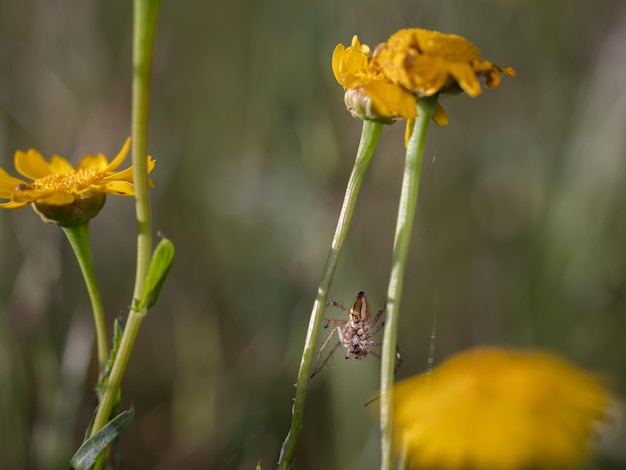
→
(310, 291, 399, 378)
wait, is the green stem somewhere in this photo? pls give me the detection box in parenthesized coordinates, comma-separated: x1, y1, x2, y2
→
(90, 0, 160, 436)
(278, 120, 383, 469)
(131, 0, 160, 299)
(61, 223, 108, 372)
(380, 96, 437, 470)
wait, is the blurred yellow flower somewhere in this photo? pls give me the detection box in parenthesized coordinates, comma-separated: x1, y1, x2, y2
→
(393, 347, 611, 470)
(0, 138, 156, 225)
(372, 28, 515, 98)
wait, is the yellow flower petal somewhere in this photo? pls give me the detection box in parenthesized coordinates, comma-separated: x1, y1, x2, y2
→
(12, 187, 53, 204)
(403, 103, 449, 146)
(405, 56, 452, 96)
(404, 119, 415, 148)
(77, 153, 110, 171)
(103, 180, 136, 196)
(48, 155, 75, 174)
(0, 168, 27, 198)
(109, 155, 156, 183)
(0, 200, 27, 208)
(331, 43, 347, 84)
(102, 137, 131, 172)
(35, 192, 76, 206)
(147, 155, 156, 172)
(12, 185, 65, 205)
(433, 103, 449, 127)
(448, 62, 482, 97)
(332, 35, 371, 86)
(358, 78, 417, 121)
(372, 28, 514, 98)
(14, 149, 55, 180)
(482, 64, 516, 89)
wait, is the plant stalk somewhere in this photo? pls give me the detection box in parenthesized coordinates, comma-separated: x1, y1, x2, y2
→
(62, 223, 109, 373)
(278, 120, 383, 469)
(380, 96, 437, 469)
(89, 0, 161, 436)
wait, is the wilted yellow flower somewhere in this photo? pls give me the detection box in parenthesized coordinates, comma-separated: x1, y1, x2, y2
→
(0, 137, 156, 225)
(393, 347, 611, 470)
(372, 28, 515, 98)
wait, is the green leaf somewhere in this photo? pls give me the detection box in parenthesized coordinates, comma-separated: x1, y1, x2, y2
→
(81, 318, 125, 443)
(137, 237, 174, 311)
(70, 406, 135, 470)
(96, 317, 125, 396)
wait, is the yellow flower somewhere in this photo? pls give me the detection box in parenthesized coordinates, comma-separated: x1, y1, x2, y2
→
(0, 137, 156, 225)
(332, 35, 418, 124)
(372, 28, 515, 98)
(393, 347, 611, 470)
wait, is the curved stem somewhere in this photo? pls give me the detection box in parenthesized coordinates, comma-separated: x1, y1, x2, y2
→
(62, 223, 109, 373)
(380, 96, 437, 470)
(90, 0, 161, 436)
(278, 120, 383, 469)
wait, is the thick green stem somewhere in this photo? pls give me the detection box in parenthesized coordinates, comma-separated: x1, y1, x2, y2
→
(278, 120, 383, 469)
(61, 223, 108, 372)
(380, 96, 437, 470)
(90, 0, 160, 436)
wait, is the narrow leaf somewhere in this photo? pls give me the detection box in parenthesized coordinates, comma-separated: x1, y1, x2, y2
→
(96, 317, 125, 395)
(70, 406, 135, 470)
(138, 236, 174, 311)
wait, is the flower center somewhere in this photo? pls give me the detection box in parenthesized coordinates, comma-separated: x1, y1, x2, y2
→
(29, 168, 104, 193)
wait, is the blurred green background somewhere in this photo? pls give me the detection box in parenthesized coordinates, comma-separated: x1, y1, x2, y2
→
(1, 0, 625, 468)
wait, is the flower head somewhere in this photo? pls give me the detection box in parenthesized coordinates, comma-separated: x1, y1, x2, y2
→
(332, 29, 514, 131)
(372, 28, 515, 98)
(393, 347, 611, 470)
(0, 138, 156, 226)
(332, 35, 418, 124)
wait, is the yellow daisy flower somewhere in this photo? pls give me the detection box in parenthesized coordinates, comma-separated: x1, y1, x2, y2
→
(393, 347, 611, 470)
(372, 28, 515, 98)
(0, 137, 155, 225)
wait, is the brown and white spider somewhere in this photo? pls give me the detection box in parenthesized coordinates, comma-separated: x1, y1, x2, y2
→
(310, 291, 392, 378)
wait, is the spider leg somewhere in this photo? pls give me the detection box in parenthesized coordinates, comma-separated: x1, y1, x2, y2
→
(371, 302, 386, 325)
(368, 321, 385, 337)
(310, 326, 342, 379)
(326, 300, 351, 315)
(364, 342, 402, 372)
(323, 318, 348, 329)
